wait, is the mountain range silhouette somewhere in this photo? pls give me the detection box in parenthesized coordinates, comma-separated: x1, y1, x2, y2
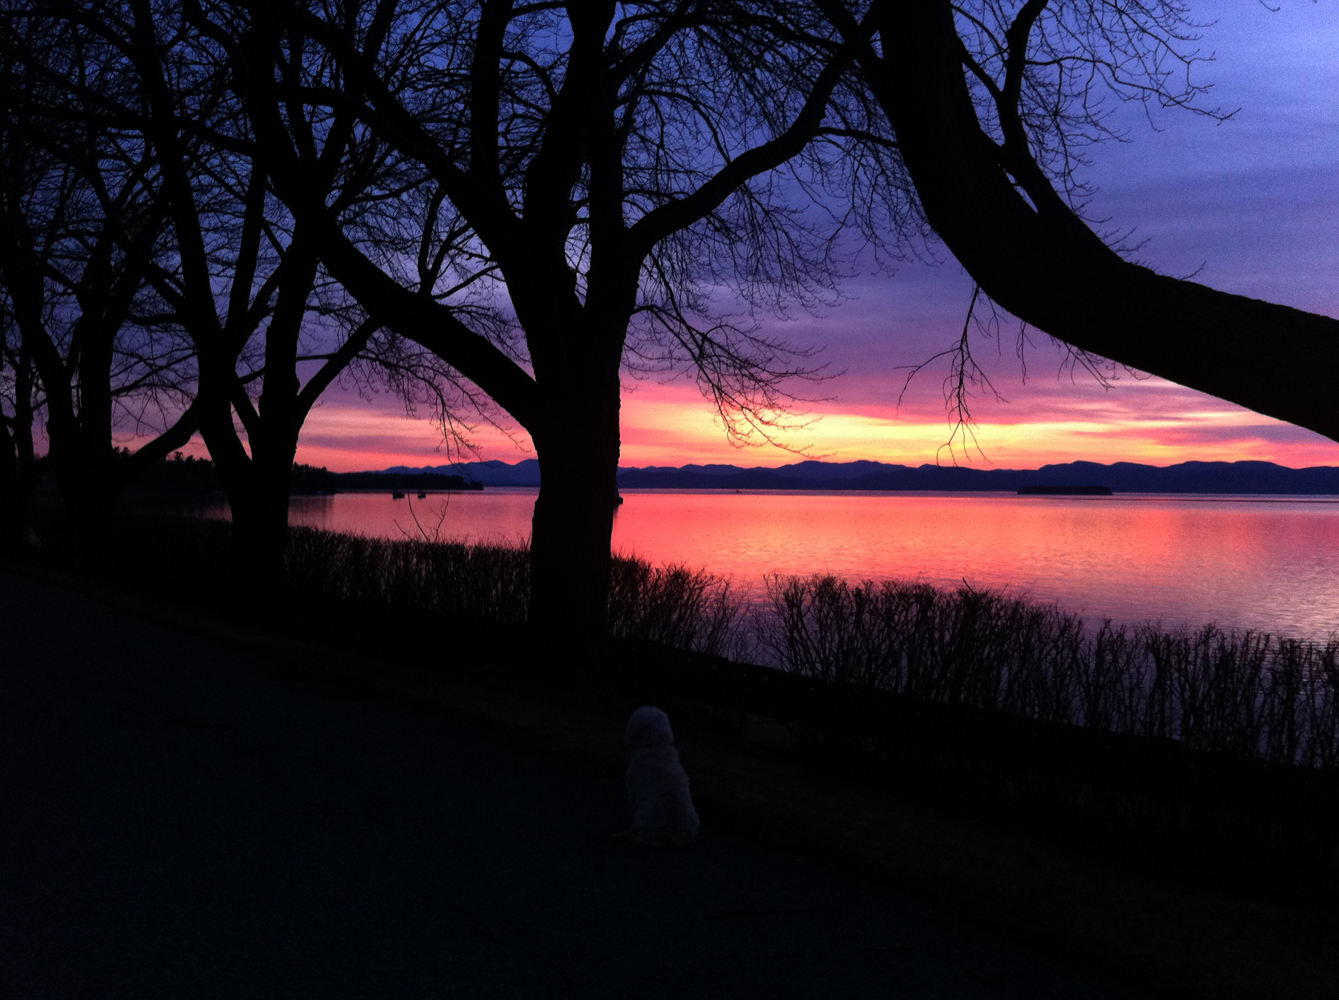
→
(377, 459, 1339, 494)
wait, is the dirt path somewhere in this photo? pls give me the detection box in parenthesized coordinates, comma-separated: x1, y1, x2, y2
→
(0, 568, 1145, 998)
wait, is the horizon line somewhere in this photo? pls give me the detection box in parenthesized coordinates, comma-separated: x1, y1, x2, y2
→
(359, 457, 1339, 474)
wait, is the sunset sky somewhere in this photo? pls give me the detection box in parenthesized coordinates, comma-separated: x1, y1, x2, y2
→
(285, 3, 1339, 474)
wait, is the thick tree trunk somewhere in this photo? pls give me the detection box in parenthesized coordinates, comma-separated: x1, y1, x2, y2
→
(192, 369, 268, 582)
(528, 374, 622, 638)
(50, 444, 113, 522)
(227, 465, 293, 584)
(862, 1, 1339, 443)
(27, 301, 122, 543)
(229, 392, 303, 587)
(44, 428, 119, 561)
(199, 399, 297, 586)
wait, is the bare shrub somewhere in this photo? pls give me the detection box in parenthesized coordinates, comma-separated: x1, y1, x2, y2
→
(285, 528, 740, 655)
(608, 556, 743, 658)
(284, 528, 529, 622)
(756, 574, 1339, 767)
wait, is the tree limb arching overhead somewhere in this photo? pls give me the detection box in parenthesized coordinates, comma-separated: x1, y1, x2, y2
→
(831, 0, 1339, 444)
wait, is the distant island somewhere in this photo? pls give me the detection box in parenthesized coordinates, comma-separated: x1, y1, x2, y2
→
(123, 458, 483, 497)
(379, 458, 1339, 495)
(1017, 485, 1113, 496)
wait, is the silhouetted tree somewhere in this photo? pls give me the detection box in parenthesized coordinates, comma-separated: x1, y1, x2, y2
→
(111, 0, 371, 572)
(26, 0, 424, 573)
(209, 0, 910, 634)
(0, 5, 198, 538)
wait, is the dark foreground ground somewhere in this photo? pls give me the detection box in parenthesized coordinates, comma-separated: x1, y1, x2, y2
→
(0, 567, 1149, 999)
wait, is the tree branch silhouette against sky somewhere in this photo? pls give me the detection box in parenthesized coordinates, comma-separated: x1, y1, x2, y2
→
(6, 0, 1339, 633)
(253, 1, 1339, 474)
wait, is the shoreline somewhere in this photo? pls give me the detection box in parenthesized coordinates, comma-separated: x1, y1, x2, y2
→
(105, 490, 1339, 643)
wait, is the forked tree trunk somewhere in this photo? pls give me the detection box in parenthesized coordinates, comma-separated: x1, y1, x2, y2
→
(193, 277, 309, 586)
(237, 362, 305, 584)
(192, 371, 276, 585)
(528, 375, 622, 638)
(222, 237, 315, 585)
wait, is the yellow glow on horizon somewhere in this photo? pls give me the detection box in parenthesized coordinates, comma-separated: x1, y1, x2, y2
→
(112, 381, 1339, 473)
(617, 389, 1339, 469)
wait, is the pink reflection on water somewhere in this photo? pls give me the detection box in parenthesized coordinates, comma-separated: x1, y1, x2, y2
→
(159, 490, 537, 551)
(171, 487, 1339, 639)
(286, 489, 538, 547)
(609, 490, 1339, 639)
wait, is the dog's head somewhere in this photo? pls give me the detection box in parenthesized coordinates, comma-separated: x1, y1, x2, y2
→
(626, 705, 675, 750)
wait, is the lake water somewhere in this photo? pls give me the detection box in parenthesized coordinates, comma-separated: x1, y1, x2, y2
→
(166, 488, 1339, 640)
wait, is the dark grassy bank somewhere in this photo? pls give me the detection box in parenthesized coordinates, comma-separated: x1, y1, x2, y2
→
(15, 511, 1339, 908)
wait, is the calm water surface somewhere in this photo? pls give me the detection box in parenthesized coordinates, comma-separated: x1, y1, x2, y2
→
(176, 488, 1339, 640)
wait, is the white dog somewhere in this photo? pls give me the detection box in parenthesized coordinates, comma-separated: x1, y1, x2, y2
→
(619, 706, 700, 847)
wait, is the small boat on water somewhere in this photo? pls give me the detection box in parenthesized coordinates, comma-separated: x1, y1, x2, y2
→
(417, 491, 427, 499)
(392, 490, 405, 499)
